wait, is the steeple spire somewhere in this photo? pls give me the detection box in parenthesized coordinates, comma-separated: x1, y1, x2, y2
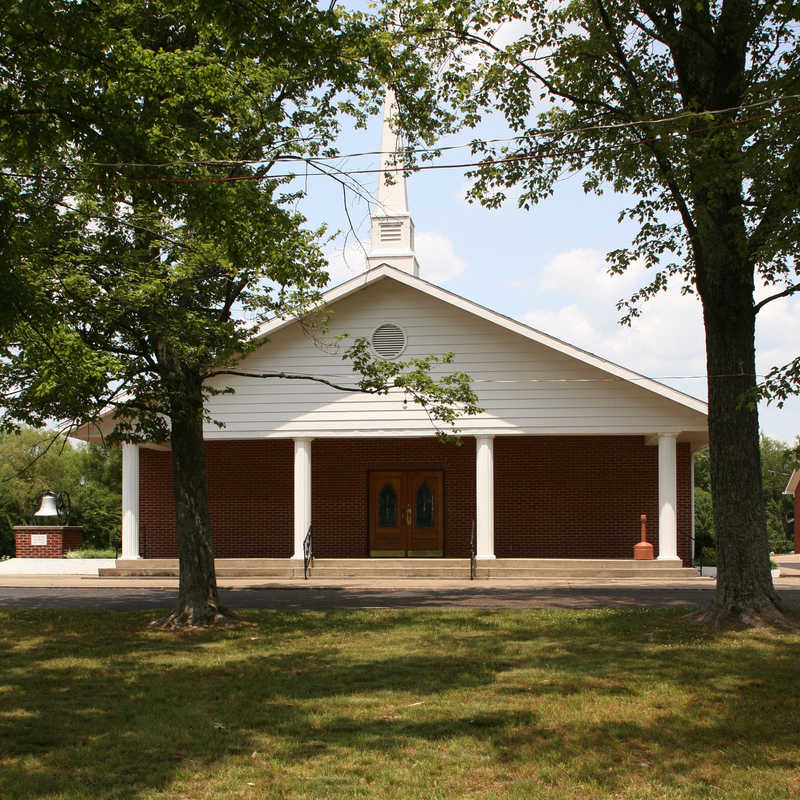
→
(366, 88, 419, 276)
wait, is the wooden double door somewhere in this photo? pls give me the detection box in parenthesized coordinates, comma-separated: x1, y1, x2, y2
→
(369, 470, 444, 557)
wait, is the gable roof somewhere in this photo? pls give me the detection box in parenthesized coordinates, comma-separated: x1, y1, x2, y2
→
(255, 263, 708, 417)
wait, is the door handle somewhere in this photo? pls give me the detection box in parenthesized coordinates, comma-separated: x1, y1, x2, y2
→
(405, 507, 412, 527)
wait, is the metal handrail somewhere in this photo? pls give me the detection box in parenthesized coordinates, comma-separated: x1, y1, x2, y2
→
(469, 519, 476, 580)
(303, 523, 313, 580)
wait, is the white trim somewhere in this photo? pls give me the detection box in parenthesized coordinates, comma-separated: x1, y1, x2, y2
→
(292, 438, 313, 560)
(121, 443, 140, 559)
(475, 435, 496, 559)
(785, 469, 800, 496)
(657, 434, 679, 561)
(253, 265, 708, 416)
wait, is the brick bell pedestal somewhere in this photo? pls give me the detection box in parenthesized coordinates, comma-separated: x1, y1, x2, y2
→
(13, 526, 83, 558)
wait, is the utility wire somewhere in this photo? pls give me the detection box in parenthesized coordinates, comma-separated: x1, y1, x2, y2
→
(2, 98, 798, 183)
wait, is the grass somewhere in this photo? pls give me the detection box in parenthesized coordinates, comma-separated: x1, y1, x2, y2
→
(1, 608, 799, 799)
(64, 547, 117, 559)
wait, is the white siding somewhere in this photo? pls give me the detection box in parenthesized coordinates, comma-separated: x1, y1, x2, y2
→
(202, 278, 707, 440)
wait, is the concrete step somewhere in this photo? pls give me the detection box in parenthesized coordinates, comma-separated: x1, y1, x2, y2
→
(312, 558, 469, 567)
(487, 558, 688, 570)
(216, 567, 304, 578)
(311, 568, 469, 578)
(475, 566, 698, 579)
(98, 557, 700, 580)
(100, 558, 303, 578)
(114, 559, 177, 570)
(99, 568, 178, 577)
(310, 558, 469, 578)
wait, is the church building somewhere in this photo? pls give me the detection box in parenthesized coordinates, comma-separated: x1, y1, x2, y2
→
(82, 93, 709, 576)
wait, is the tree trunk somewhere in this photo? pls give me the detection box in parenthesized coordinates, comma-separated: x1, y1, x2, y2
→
(698, 289, 788, 627)
(152, 371, 235, 628)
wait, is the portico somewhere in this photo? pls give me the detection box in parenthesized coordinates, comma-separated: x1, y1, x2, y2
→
(118, 429, 694, 564)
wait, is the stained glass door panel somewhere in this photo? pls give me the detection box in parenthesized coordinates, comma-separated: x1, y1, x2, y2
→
(368, 470, 444, 557)
(406, 472, 443, 556)
(368, 472, 406, 556)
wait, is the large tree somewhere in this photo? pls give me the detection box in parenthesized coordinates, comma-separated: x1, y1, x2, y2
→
(392, 0, 800, 625)
(0, 0, 478, 627)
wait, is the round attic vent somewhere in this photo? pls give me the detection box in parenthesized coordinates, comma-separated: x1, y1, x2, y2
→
(371, 323, 406, 359)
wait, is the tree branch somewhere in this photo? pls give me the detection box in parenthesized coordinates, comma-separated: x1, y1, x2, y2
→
(748, 135, 800, 257)
(208, 369, 375, 394)
(753, 282, 800, 313)
(425, 25, 622, 114)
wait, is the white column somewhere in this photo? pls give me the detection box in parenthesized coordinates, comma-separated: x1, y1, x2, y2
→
(657, 434, 679, 561)
(121, 443, 140, 559)
(292, 438, 313, 560)
(475, 435, 495, 559)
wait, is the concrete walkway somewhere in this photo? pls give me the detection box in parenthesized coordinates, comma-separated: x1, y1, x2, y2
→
(1, 556, 797, 611)
(774, 553, 800, 572)
(0, 558, 116, 575)
(0, 571, 798, 611)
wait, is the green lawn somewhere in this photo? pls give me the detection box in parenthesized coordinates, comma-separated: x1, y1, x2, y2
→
(1, 608, 799, 799)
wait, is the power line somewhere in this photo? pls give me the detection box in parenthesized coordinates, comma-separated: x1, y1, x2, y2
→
(54, 92, 800, 168)
(2, 97, 799, 184)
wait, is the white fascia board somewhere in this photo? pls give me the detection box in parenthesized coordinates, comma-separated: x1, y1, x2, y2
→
(786, 469, 800, 496)
(253, 265, 708, 417)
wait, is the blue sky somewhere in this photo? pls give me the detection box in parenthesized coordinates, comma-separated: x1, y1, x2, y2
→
(289, 33, 800, 449)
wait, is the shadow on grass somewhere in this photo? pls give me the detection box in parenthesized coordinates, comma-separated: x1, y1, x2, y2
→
(0, 608, 798, 798)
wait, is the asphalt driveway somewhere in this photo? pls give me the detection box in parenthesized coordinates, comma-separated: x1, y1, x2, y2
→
(2, 582, 800, 611)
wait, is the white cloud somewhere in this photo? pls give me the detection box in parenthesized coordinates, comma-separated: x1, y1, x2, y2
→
(323, 239, 368, 286)
(754, 291, 800, 444)
(416, 231, 467, 283)
(523, 247, 800, 443)
(323, 230, 466, 286)
(524, 247, 706, 396)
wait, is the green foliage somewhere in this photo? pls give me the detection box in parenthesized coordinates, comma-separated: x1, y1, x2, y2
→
(0, 429, 121, 556)
(65, 548, 117, 559)
(0, 2, 478, 617)
(695, 435, 798, 561)
(761, 435, 799, 553)
(391, 1, 800, 329)
(394, 1, 798, 614)
(0, 0, 476, 439)
(694, 485, 715, 564)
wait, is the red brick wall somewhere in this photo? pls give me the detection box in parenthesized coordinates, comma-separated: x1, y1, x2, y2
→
(139, 440, 293, 558)
(13, 526, 83, 558)
(494, 436, 692, 564)
(311, 437, 476, 557)
(139, 435, 692, 564)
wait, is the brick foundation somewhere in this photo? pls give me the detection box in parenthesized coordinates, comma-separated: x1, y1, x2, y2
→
(138, 435, 692, 564)
(14, 526, 83, 558)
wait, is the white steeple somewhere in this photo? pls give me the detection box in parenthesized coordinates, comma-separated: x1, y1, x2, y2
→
(366, 88, 420, 276)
